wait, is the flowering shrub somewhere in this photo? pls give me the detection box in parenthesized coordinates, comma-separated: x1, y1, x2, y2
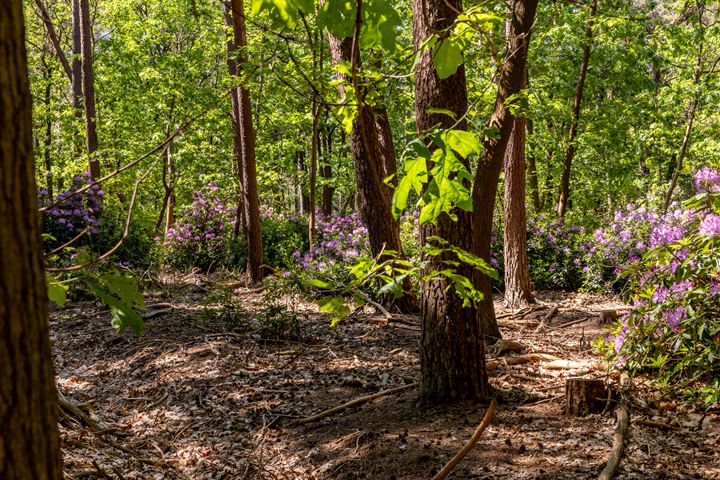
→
(260, 206, 308, 269)
(293, 212, 370, 283)
(601, 168, 720, 405)
(162, 183, 235, 271)
(491, 217, 586, 291)
(39, 172, 103, 250)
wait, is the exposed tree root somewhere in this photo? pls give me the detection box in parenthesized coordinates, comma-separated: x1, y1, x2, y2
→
(432, 399, 497, 480)
(294, 383, 417, 426)
(598, 401, 629, 480)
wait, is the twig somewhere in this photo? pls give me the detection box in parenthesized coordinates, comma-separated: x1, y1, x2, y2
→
(294, 383, 417, 426)
(598, 401, 629, 480)
(536, 305, 559, 331)
(432, 399, 497, 480)
(358, 290, 392, 321)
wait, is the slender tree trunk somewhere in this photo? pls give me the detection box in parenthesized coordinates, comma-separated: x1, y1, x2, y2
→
(472, 0, 538, 341)
(42, 55, 54, 199)
(72, 0, 83, 154)
(224, 4, 247, 240)
(0, 2, 63, 477)
(526, 119, 540, 213)
(503, 117, 535, 308)
(33, 0, 71, 80)
(413, 0, 489, 403)
(556, 0, 597, 218)
(320, 128, 334, 216)
(79, 0, 100, 179)
(297, 149, 310, 213)
(229, 0, 263, 283)
(308, 97, 320, 249)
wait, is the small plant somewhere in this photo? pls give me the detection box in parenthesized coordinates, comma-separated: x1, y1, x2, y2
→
(200, 287, 247, 329)
(254, 272, 305, 340)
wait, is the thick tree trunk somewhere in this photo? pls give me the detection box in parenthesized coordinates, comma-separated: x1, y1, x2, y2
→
(326, 34, 404, 258)
(0, 2, 63, 477)
(413, 0, 489, 403)
(472, 0, 538, 341)
(229, 0, 263, 283)
(556, 0, 597, 218)
(79, 0, 100, 179)
(503, 117, 535, 308)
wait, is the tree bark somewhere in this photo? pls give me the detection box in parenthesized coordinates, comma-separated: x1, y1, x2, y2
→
(525, 119, 540, 213)
(503, 116, 535, 308)
(413, 0, 489, 404)
(472, 0, 538, 341)
(556, 0, 597, 218)
(308, 97, 320, 248)
(229, 0, 264, 283)
(72, 0, 83, 154)
(79, 0, 100, 179)
(224, 4, 247, 240)
(0, 1, 63, 477)
(326, 34, 404, 258)
(320, 127, 334, 216)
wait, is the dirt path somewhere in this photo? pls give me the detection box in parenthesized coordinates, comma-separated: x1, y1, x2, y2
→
(53, 282, 720, 479)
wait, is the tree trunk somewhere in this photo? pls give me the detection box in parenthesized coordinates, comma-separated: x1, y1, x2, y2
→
(413, 0, 489, 404)
(72, 0, 83, 154)
(42, 54, 54, 199)
(308, 97, 320, 249)
(0, 2, 63, 476)
(229, 0, 263, 283)
(326, 35, 404, 258)
(503, 117, 535, 308)
(79, 0, 100, 179)
(472, 0, 538, 341)
(320, 128, 334, 216)
(297, 149, 310, 213)
(556, 0, 597, 218)
(526, 118, 540, 213)
(33, 0, 71, 80)
(224, 4, 246, 240)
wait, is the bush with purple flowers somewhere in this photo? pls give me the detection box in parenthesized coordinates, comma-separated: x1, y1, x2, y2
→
(292, 212, 370, 284)
(39, 172, 103, 250)
(162, 183, 236, 271)
(600, 168, 720, 405)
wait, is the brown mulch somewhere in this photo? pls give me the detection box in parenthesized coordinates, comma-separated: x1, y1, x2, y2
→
(51, 277, 720, 479)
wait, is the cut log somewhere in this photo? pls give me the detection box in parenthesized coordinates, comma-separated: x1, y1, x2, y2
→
(565, 378, 609, 416)
(599, 309, 618, 324)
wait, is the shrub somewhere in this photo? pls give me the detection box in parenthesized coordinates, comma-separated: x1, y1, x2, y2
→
(162, 182, 236, 271)
(39, 172, 103, 251)
(599, 168, 720, 406)
(260, 206, 308, 270)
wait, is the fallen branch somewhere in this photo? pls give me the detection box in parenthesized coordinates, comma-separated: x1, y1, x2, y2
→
(294, 383, 417, 426)
(598, 401, 629, 480)
(357, 290, 392, 321)
(547, 316, 592, 329)
(57, 390, 106, 431)
(432, 399, 497, 480)
(505, 353, 561, 365)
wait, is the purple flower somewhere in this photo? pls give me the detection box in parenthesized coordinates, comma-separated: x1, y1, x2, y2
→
(694, 166, 720, 193)
(664, 306, 685, 332)
(699, 213, 720, 237)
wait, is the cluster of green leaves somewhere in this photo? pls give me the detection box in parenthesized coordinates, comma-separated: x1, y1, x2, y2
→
(393, 129, 481, 224)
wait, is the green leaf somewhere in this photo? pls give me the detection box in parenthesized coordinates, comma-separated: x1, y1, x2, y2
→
(317, 295, 351, 326)
(251, 0, 314, 30)
(392, 156, 427, 217)
(85, 279, 145, 336)
(432, 37, 464, 79)
(305, 278, 332, 289)
(47, 275, 68, 307)
(442, 130, 482, 158)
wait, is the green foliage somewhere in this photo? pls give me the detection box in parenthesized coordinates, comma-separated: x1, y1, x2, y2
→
(200, 287, 247, 329)
(260, 214, 308, 269)
(393, 130, 481, 223)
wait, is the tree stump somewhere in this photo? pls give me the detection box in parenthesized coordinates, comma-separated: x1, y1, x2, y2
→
(565, 378, 609, 416)
(598, 309, 618, 325)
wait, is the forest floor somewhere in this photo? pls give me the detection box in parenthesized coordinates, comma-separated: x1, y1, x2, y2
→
(52, 272, 720, 480)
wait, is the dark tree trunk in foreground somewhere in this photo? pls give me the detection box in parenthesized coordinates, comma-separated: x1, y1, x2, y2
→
(0, 1, 63, 477)
(556, 0, 597, 218)
(79, 0, 100, 179)
(413, 0, 489, 404)
(229, 0, 263, 283)
(472, 0, 538, 341)
(503, 117, 535, 308)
